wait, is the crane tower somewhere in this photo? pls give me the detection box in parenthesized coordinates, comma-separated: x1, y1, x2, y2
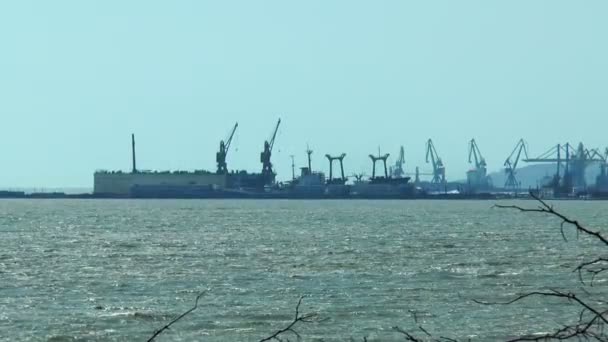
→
(216, 123, 238, 174)
(260, 119, 281, 185)
(504, 139, 528, 190)
(425, 139, 445, 184)
(467, 139, 491, 191)
(390, 146, 405, 178)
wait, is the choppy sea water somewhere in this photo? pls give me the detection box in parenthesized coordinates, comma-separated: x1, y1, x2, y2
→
(0, 199, 607, 341)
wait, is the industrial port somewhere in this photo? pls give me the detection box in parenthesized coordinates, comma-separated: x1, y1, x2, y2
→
(86, 119, 607, 200)
(2, 119, 607, 200)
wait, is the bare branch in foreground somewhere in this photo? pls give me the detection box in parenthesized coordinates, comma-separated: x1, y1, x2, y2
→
(147, 291, 205, 342)
(490, 194, 608, 341)
(393, 325, 466, 342)
(494, 192, 608, 246)
(473, 290, 608, 326)
(574, 257, 608, 286)
(496, 192, 608, 286)
(259, 296, 321, 342)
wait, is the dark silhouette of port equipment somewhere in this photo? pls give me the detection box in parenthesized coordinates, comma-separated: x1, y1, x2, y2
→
(390, 146, 405, 178)
(425, 139, 445, 184)
(594, 148, 608, 191)
(467, 138, 490, 190)
(260, 118, 281, 185)
(290, 155, 295, 180)
(524, 142, 604, 194)
(352, 173, 365, 183)
(503, 138, 528, 190)
(131, 133, 138, 174)
(369, 152, 390, 180)
(325, 153, 347, 185)
(306, 145, 313, 173)
(216, 122, 238, 174)
(405, 166, 433, 185)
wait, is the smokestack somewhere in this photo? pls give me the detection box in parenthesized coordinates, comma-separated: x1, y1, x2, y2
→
(131, 133, 137, 174)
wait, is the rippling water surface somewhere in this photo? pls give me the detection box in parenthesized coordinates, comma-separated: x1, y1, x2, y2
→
(1, 199, 607, 341)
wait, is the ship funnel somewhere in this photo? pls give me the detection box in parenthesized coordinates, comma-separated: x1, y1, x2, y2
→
(131, 133, 137, 174)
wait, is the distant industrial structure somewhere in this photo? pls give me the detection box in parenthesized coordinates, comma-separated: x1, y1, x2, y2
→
(503, 139, 528, 190)
(91, 119, 608, 199)
(524, 142, 607, 196)
(425, 139, 446, 185)
(466, 139, 491, 192)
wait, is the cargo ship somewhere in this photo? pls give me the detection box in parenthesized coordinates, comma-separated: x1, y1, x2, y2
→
(92, 131, 422, 199)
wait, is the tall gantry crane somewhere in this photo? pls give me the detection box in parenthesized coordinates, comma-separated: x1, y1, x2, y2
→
(524, 143, 569, 191)
(390, 146, 405, 178)
(216, 123, 238, 174)
(369, 151, 390, 180)
(260, 119, 281, 183)
(325, 153, 347, 184)
(504, 139, 528, 190)
(524, 142, 603, 192)
(425, 139, 445, 184)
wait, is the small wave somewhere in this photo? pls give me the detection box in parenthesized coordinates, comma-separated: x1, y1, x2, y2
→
(97, 309, 165, 321)
(47, 335, 77, 342)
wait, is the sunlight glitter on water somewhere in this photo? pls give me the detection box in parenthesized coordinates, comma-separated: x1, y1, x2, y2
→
(0, 199, 606, 341)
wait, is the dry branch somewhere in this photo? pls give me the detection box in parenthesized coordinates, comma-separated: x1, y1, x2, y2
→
(491, 193, 608, 341)
(259, 296, 321, 342)
(494, 192, 608, 246)
(147, 291, 205, 342)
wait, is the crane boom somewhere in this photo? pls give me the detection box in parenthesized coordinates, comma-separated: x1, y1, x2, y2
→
(504, 139, 528, 170)
(224, 123, 238, 156)
(269, 119, 281, 152)
(512, 141, 527, 170)
(426, 139, 438, 169)
(468, 139, 484, 167)
(504, 139, 528, 190)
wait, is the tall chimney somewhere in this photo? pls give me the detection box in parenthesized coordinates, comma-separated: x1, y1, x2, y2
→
(131, 133, 137, 173)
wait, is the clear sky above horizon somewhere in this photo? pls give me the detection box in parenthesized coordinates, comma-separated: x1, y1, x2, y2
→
(1, 1, 607, 188)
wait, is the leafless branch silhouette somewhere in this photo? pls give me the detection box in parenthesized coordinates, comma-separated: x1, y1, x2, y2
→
(259, 296, 321, 342)
(147, 291, 205, 342)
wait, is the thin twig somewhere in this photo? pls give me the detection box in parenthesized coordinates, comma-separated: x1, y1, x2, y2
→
(259, 296, 320, 342)
(494, 192, 608, 246)
(147, 292, 206, 342)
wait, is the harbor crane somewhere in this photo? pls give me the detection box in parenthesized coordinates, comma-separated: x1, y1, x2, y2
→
(325, 153, 347, 184)
(369, 151, 390, 180)
(524, 142, 604, 193)
(260, 119, 281, 184)
(468, 139, 487, 171)
(524, 143, 570, 191)
(425, 139, 445, 184)
(216, 122, 238, 174)
(503, 139, 528, 190)
(467, 139, 490, 190)
(390, 146, 405, 178)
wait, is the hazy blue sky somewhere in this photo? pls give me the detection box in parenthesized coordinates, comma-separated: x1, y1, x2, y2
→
(1, 1, 606, 188)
